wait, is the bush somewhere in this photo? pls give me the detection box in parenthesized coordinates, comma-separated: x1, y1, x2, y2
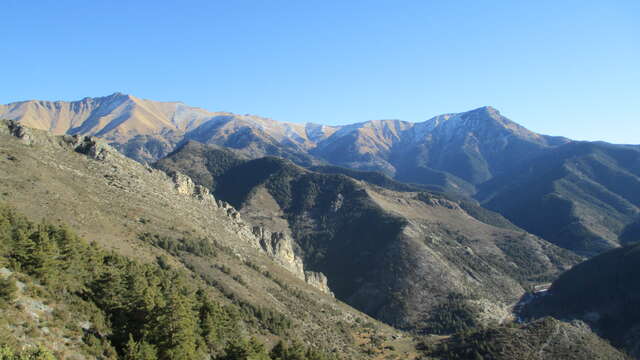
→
(0, 277, 17, 306)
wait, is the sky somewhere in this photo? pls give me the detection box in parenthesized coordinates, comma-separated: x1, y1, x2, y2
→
(1, 1, 638, 143)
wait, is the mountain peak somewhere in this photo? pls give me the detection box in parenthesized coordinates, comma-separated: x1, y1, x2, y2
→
(463, 105, 502, 119)
(104, 92, 134, 101)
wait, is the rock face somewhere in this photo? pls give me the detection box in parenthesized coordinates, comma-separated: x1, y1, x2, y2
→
(64, 135, 112, 161)
(304, 271, 334, 297)
(214, 199, 333, 295)
(6, 120, 32, 144)
(252, 226, 304, 280)
(168, 170, 217, 203)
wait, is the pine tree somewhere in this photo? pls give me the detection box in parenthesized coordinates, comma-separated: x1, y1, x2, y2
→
(0, 276, 17, 306)
(28, 224, 61, 283)
(0, 208, 12, 264)
(124, 335, 158, 360)
(155, 277, 201, 360)
(221, 338, 270, 360)
(10, 226, 36, 271)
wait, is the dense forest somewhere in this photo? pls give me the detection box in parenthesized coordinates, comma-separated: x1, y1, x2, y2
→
(0, 204, 338, 360)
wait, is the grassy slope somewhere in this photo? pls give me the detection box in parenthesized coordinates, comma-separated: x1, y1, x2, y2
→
(0, 121, 415, 359)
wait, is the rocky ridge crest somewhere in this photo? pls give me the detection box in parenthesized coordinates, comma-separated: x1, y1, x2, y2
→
(0, 119, 333, 295)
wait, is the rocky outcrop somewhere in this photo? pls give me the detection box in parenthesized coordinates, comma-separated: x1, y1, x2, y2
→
(215, 199, 333, 295)
(305, 271, 334, 297)
(252, 226, 305, 280)
(330, 193, 344, 212)
(5, 120, 32, 144)
(66, 135, 112, 161)
(163, 170, 219, 207)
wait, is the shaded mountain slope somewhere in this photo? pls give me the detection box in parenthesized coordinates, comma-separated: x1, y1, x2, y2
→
(524, 242, 640, 358)
(0, 120, 413, 359)
(479, 141, 640, 256)
(156, 141, 580, 333)
(422, 317, 630, 360)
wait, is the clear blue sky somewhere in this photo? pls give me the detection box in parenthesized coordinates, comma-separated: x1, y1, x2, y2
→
(2, 1, 638, 143)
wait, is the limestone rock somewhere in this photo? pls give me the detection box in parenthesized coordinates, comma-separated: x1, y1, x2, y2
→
(170, 170, 196, 195)
(252, 226, 305, 280)
(304, 271, 334, 297)
(167, 170, 217, 205)
(330, 193, 344, 212)
(1, 120, 32, 144)
(71, 136, 111, 161)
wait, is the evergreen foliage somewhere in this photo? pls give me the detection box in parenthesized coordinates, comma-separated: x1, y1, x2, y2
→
(0, 345, 55, 360)
(0, 204, 338, 360)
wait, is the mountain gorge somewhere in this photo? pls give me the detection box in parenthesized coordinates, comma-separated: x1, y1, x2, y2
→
(155, 141, 580, 333)
(479, 141, 640, 256)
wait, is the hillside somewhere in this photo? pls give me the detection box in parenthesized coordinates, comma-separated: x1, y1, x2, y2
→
(156, 141, 580, 334)
(524, 242, 640, 358)
(479, 141, 640, 256)
(0, 205, 345, 359)
(0, 120, 415, 359)
(421, 318, 630, 360)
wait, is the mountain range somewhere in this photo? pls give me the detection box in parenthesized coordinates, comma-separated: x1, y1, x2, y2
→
(3, 93, 639, 257)
(1, 91, 638, 358)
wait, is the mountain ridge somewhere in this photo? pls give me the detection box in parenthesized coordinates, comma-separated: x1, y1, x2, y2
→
(0, 94, 572, 192)
(4, 93, 638, 257)
(155, 140, 581, 333)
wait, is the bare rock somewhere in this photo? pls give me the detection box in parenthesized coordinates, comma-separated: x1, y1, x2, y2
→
(1, 119, 32, 144)
(305, 271, 335, 297)
(252, 226, 305, 280)
(73, 136, 111, 160)
(166, 170, 217, 206)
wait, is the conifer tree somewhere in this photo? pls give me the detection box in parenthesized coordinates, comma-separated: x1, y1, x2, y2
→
(124, 335, 158, 360)
(155, 276, 201, 360)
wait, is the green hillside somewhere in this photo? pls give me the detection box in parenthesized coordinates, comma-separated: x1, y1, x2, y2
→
(480, 141, 640, 256)
(524, 242, 640, 357)
(420, 318, 630, 360)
